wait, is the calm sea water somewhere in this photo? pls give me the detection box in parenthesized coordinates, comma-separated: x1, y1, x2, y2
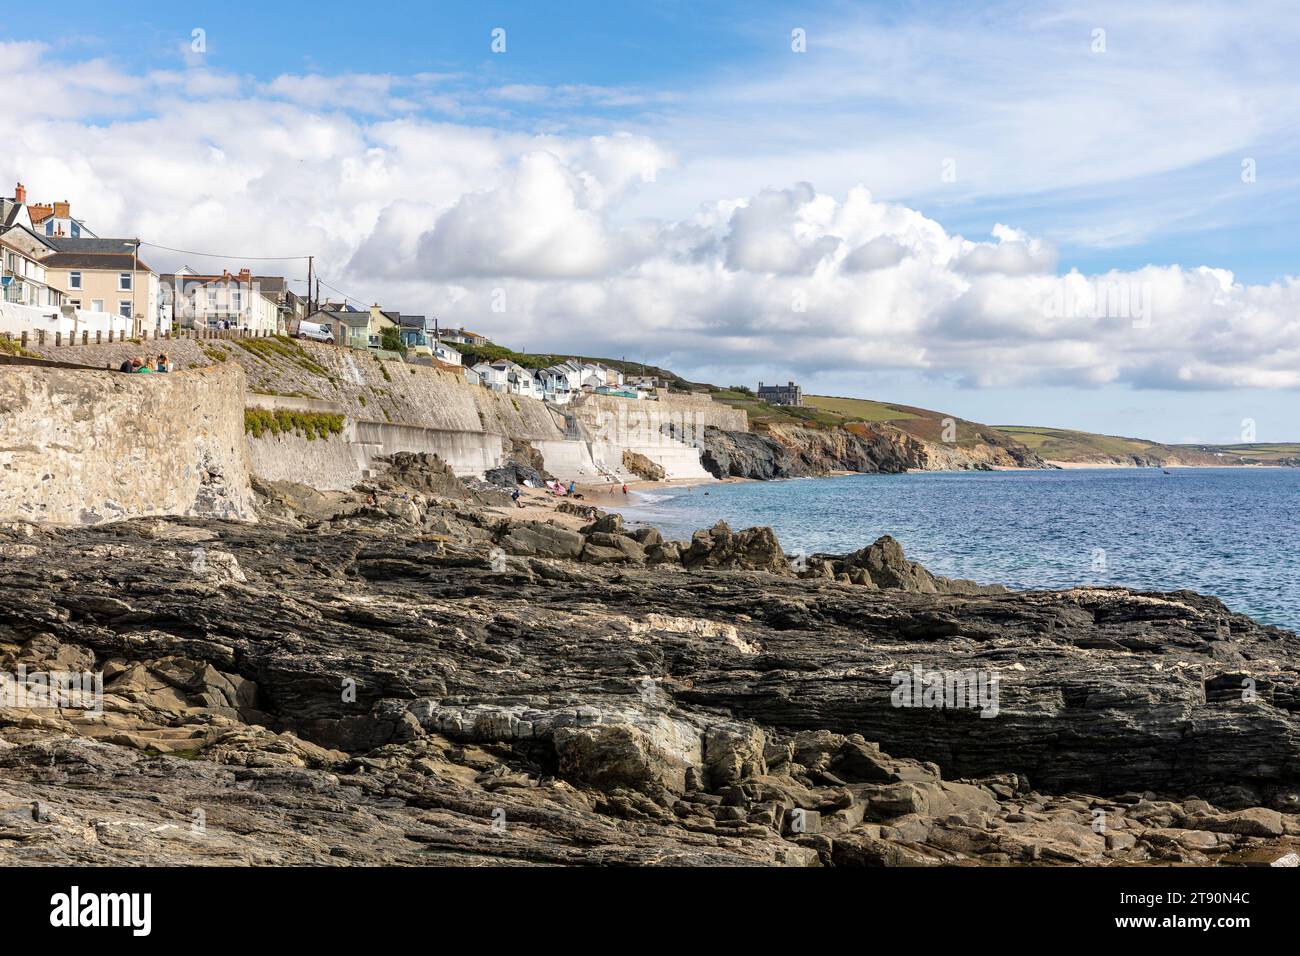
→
(613, 468, 1300, 630)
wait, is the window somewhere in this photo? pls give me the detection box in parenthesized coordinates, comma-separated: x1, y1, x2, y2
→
(69, 271, 82, 289)
(91, 299, 104, 312)
(118, 272, 132, 291)
(70, 299, 82, 309)
(118, 301, 131, 319)
(45, 221, 53, 236)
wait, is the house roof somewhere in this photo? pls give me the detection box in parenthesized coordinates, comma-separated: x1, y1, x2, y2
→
(47, 237, 138, 255)
(0, 224, 58, 253)
(314, 310, 370, 328)
(41, 251, 155, 272)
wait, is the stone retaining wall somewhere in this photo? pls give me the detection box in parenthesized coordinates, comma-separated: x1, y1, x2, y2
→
(0, 358, 255, 525)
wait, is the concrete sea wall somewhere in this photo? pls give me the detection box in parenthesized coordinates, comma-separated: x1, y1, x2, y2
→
(0, 358, 256, 525)
(27, 336, 735, 488)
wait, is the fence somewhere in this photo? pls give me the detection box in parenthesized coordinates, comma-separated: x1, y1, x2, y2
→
(0, 327, 282, 349)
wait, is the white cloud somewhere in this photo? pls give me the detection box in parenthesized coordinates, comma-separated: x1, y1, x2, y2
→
(1, 39, 1298, 395)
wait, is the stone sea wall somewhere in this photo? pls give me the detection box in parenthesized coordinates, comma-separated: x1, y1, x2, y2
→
(26, 336, 733, 486)
(0, 358, 255, 524)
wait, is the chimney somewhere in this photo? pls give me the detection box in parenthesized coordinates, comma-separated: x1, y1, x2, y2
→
(14, 182, 25, 204)
(237, 268, 251, 283)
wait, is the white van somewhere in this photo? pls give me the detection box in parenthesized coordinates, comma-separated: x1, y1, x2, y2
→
(295, 321, 335, 344)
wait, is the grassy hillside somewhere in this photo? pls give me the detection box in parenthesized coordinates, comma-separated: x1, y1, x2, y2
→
(1176, 442, 1300, 464)
(995, 425, 1173, 461)
(803, 394, 1025, 451)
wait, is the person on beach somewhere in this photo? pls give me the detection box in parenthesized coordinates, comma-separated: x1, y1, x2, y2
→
(135, 356, 154, 373)
(119, 358, 134, 372)
(568, 480, 575, 495)
(156, 353, 170, 372)
(622, 484, 628, 495)
(511, 488, 523, 509)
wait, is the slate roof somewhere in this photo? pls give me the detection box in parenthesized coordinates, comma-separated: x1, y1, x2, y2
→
(41, 251, 155, 272)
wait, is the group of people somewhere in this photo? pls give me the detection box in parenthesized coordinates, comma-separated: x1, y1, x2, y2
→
(117, 354, 171, 374)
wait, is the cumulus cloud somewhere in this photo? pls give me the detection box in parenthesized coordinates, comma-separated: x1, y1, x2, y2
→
(2, 43, 1298, 394)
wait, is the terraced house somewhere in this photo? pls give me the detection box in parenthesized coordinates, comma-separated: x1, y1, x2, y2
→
(161, 267, 281, 334)
(0, 224, 64, 308)
(41, 240, 162, 336)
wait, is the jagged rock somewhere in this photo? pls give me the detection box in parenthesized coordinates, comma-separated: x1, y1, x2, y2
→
(496, 521, 586, 559)
(622, 450, 666, 482)
(0, 485, 1297, 867)
(485, 461, 546, 489)
(681, 521, 790, 574)
(818, 535, 1006, 595)
(705, 725, 768, 788)
(581, 532, 646, 565)
(553, 722, 695, 795)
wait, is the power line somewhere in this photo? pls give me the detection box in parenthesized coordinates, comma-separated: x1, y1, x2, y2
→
(315, 276, 370, 306)
(137, 240, 312, 261)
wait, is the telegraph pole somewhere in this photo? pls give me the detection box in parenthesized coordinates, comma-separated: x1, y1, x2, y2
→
(306, 256, 314, 314)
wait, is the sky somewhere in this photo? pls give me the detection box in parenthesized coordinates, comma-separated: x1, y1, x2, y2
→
(4, 0, 1298, 443)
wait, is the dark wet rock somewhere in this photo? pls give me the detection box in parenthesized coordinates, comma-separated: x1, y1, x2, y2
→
(1, 481, 1297, 866)
(681, 521, 790, 574)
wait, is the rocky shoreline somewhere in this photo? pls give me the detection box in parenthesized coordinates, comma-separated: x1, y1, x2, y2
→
(698, 421, 1046, 480)
(1, 452, 1298, 866)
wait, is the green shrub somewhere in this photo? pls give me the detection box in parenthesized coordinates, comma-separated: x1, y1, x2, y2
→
(244, 408, 345, 440)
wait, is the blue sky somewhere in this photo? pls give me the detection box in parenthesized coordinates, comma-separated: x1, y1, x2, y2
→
(6, 1, 1300, 442)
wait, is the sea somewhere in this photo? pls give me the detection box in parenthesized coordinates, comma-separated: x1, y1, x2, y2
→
(611, 467, 1300, 630)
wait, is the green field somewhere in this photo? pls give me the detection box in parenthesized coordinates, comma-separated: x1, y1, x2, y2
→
(804, 395, 921, 423)
(995, 425, 1167, 460)
(1177, 442, 1300, 464)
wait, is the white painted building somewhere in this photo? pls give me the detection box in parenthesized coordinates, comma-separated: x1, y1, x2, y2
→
(164, 267, 281, 334)
(432, 341, 462, 365)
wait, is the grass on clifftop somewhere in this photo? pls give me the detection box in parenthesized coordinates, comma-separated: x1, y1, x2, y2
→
(235, 335, 330, 377)
(0, 336, 36, 358)
(244, 408, 345, 440)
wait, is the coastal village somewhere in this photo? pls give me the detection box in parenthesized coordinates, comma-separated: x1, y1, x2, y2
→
(0, 181, 668, 406)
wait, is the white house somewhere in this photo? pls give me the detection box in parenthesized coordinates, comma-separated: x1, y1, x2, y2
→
(432, 341, 462, 365)
(1, 226, 65, 309)
(472, 361, 510, 392)
(163, 267, 280, 333)
(535, 362, 587, 404)
(505, 363, 541, 400)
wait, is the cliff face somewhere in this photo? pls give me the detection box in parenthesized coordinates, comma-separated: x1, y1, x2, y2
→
(699, 420, 1044, 479)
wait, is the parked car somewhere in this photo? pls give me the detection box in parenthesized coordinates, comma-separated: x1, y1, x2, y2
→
(296, 321, 335, 343)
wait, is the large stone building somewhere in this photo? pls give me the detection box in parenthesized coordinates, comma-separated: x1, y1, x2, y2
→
(756, 381, 803, 406)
